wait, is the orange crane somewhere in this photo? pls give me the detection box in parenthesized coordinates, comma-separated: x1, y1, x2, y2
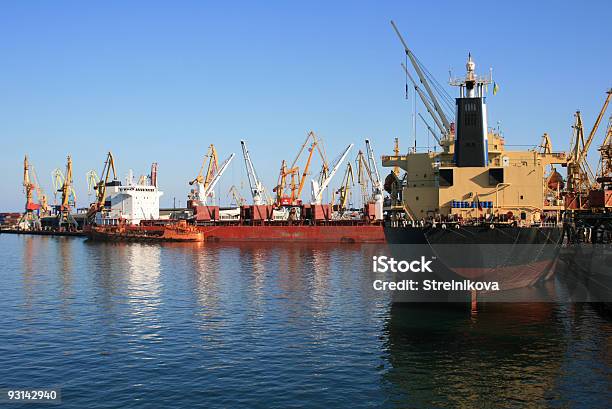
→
(86, 152, 117, 224)
(274, 131, 328, 205)
(18, 155, 43, 230)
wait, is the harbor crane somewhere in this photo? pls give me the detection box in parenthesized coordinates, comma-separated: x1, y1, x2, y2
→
(334, 162, 354, 211)
(53, 155, 78, 229)
(228, 185, 246, 206)
(86, 170, 100, 197)
(240, 140, 270, 205)
(356, 151, 371, 206)
(18, 155, 48, 230)
(365, 139, 384, 219)
(189, 144, 219, 202)
(596, 116, 612, 184)
(567, 89, 612, 207)
(274, 160, 295, 205)
(354, 140, 384, 220)
(189, 147, 235, 206)
(311, 144, 353, 205)
(86, 152, 117, 223)
(274, 131, 328, 205)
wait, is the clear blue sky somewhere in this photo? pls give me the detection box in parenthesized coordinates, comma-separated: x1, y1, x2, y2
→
(1, 1, 610, 211)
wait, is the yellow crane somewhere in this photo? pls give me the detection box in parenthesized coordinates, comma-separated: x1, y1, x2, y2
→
(334, 162, 354, 211)
(190, 144, 218, 190)
(53, 155, 78, 229)
(87, 152, 117, 223)
(188, 144, 221, 204)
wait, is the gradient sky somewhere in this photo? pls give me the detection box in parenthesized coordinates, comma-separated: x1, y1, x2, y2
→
(1, 1, 610, 211)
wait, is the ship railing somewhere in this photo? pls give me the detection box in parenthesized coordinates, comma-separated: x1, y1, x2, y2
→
(538, 221, 563, 228)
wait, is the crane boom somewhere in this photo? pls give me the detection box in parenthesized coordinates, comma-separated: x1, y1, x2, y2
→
(297, 141, 317, 199)
(311, 144, 353, 204)
(391, 20, 450, 134)
(418, 113, 442, 146)
(241, 140, 266, 205)
(579, 89, 612, 165)
(365, 139, 381, 185)
(402, 63, 447, 139)
(87, 152, 117, 222)
(597, 116, 612, 182)
(356, 151, 371, 205)
(200, 153, 235, 204)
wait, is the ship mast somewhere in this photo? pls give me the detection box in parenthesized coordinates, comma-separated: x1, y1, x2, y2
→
(449, 54, 492, 167)
(449, 53, 492, 98)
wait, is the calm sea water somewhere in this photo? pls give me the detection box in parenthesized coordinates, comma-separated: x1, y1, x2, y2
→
(1, 234, 611, 408)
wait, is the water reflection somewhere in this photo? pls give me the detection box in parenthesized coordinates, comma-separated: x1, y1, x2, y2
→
(383, 301, 612, 408)
(191, 242, 223, 323)
(125, 244, 162, 342)
(238, 244, 268, 312)
(21, 236, 37, 309)
(57, 238, 73, 317)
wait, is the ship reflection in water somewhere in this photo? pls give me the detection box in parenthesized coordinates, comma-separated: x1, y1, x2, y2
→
(1, 234, 611, 408)
(385, 302, 612, 407)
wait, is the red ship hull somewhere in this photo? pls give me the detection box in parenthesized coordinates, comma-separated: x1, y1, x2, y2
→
(195, 224, 385, 243)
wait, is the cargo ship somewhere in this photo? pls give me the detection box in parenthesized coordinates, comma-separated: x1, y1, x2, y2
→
(381, 22, 568, 296)
(84, 144, 386, 243)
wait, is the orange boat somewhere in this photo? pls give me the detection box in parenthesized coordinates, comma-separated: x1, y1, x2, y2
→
(86, 219, 203, 242)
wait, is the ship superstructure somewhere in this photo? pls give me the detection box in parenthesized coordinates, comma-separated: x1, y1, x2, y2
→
(383, 25, 567, 226)
(93, 162, 163, 226)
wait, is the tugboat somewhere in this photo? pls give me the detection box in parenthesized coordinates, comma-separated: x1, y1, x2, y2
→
(382, 22, 568, 300)
(87, 219, 203, 242)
